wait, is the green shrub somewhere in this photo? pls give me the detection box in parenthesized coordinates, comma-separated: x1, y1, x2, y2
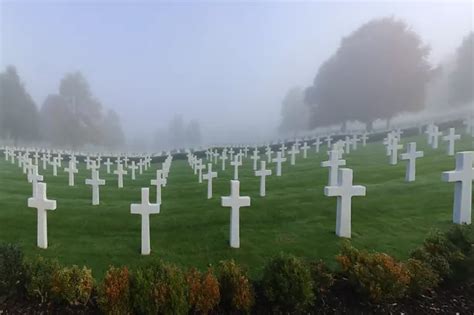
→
(0, 243, 25, 297)
(411, 230, 464, 280)
(309, 260, 334, 295)
(445, 225, 474, 281)
(98, 266, 131, 315)
(51, 265, 94, 306)
(337, 242, 410, 302)
(405, 258, 440, 295)
(186, 267, 220, 314)
(131, 260, 188, 315)
(24, 256, 61, 304)
(217, 260, 254, 313)
(261, 253, 314, 313)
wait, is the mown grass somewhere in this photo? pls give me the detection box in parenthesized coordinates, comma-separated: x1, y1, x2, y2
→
(0, 133, 472, 278)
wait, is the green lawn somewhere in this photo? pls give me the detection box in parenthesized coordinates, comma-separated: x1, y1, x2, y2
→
(0, 134, 473, 279)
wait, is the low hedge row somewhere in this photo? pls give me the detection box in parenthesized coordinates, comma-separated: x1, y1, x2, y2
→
(1, 225, 473, 314)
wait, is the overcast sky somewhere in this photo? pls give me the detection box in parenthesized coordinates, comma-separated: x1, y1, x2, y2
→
(1, 0, 472, 144)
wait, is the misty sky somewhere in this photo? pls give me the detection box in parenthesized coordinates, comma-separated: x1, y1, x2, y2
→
(1, 1, 472, 144)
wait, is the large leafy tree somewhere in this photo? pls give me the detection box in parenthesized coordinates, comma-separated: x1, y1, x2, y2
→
(278, 87, 310, 135)
(0, 66, 39, 143)
(305, 17, 432, 130)
(101, 109, 125, 149)
(449, 32, 473, 106)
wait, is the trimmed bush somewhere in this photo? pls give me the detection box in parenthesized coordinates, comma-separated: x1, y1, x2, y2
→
(24, 256, 61, 304)
(0, 243, 25, 297)
(337, 242, 410, 302)
(411, 230, 464, 280)
(445, 225, 474, 281)
(217, 260, 254, 313)
(131, 260, 188, 315)
(262, 253, 314, 313)
(405, 258, 440, 295)
(309, 260, 335, 295)
(98, 266, 131, 315)
(51, 265, 94, 306)
(186, 267, 220, 314)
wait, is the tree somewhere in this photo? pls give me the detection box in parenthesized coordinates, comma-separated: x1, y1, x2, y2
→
(278, 87, 310, 135)
(186, 120, 202, 147)
(59, 72, 104, 148)
(0, 65, 39, 143)
(305, 17, 432, 130)
(39, 94, 76, 147)
(167, 114, 185, 148)
(449, 32, 473, 106)
(101, 109, 125, 149)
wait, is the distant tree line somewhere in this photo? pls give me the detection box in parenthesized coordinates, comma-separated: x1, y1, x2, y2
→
(153, 114, 202, 151)
(279, 17, 473, 134)
(0, 67, 125, 149)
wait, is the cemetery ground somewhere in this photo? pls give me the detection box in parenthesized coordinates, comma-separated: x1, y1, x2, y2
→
(1, 134, 473, 281)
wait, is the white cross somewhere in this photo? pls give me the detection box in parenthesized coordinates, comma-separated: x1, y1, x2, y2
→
(272, 151, 287, 176)
(131, 188, 160, 255)
(85, 169, 105, 205)
(321, 150, 346, 186)
(129, 160, 138, 180)
(64, 160, 78, 186)
(388, 137, 403, 165)
(230, 155, 242, 180)
(196, 159, 206, 183)
(28, 165, 43, 196)
(431, 125, 442, 149)
(28, 182, 57, 249)
(288, 145, 300, 165)
(51, 156, 60, 176)
(220, 151, 228, 171)
(137, 159, 145, 175)
(326, 135, 332, 147)
(202, 163, 218, 199)
(280, 144, 287, 157)
(40, 154, 48, 170)
(352, 134, 360, 150)
(442, 128, 461, 156)
(361, 132, 369, 146)
(442, 151, 474, 224)
(150, 169, 166, 204)
(104, 158, 113, 174)
(221, 180, 251, 248)
(344, 136, 351, 154)
(324, 168, 366, 238)
(265, 146, 273, 163)
(114, 163, 127, 188)
(250, 149, 260, 171)
(400, 142, 424, 182)
(313, 137, 322, 153)
(255, 161, 272, 197)
(301, 142, 310, 158)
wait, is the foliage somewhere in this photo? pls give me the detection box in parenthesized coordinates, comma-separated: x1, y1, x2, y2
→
(130, 260, 188, 315)
(278, 87, 310, 135)
(51, 265, 94, 306)
(24, 256, 61, 304)
(449, 32, 473, 106)
(305, 17, 432, 130)
(217, 260, 254, 313)
(309, 260, 335, 295)
(0, 243, 25, 297)
(0, 66, 39, 143)
(186, 267, 220, 314)
(261, 253, 314, 313)
(337, 242, 410, 302)
(405, 258, 440, 295)
(98, 266, 131, 315)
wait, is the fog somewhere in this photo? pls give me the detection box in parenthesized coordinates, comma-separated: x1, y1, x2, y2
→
(1, 1, 472, 150)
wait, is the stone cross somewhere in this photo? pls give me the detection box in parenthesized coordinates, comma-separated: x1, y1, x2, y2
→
(250, 149, 260, 171)
(40, 154, 48, 170)
(288, 145, 300, 165)
(352, 134, 360, 150)
(196, 159, 206, 183)
(442, 151, 474, 224)
(28, 165, 43, 196)
(220, 151, 228, 171)
(51, 157, 60, 176)
(85, 169, 105, 205)
(129, 161, 138, 180)
(325, 135, 333, 147)
(114, 163, 127, 188)
(64, 160, 78, 186)
(150, 169, 166, 204)
(138, 159, 144, 175)
(272, 151, 287, 176)
(344, 136, 351, 154)
(221, 180, 251, 248)
(265, 146, 273, 163)
(131, 188, 160, 255)
(301, 142, 310, 158)
(442, 128, 461, 156)
(313, 137, 322, 153)
(400, 142, 424, 182)
(321, 150, 346, 186)
(203, 163, 218, 199)
(255, 161, 272, 197)
(388, 137, 403, 165)
(431, 125, 442, 149)
(230, 155, 242, 180)
(28, 182, 57, 249)
(361, 132, 369, 146)
(324, 168, 366, 238)
(104, 158, 113, 174)
(280, 143, 287, 157)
